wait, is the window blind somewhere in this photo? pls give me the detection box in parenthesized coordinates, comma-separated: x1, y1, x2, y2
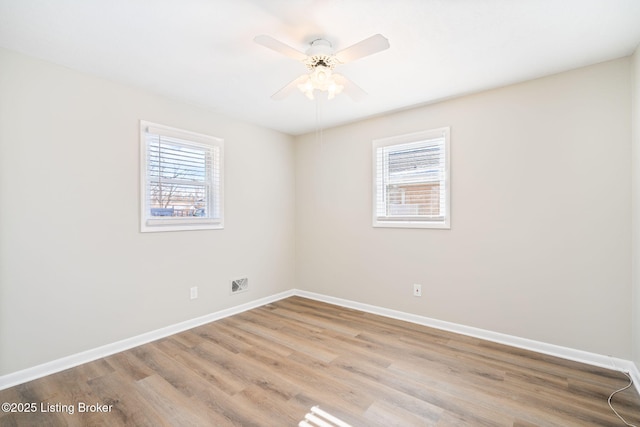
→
(147, 133, 219, 218)
(373, 128, 450, 228)
(140, 121, 223, 232)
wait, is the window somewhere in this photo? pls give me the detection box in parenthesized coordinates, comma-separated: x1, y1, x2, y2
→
(140, 121, 223, 232)
(373, 127, 450, 229)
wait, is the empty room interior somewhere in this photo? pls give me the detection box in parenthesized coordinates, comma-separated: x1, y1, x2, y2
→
(2, 0, 640, 425)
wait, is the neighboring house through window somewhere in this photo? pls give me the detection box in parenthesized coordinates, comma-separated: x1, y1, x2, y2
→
(373, 127, 450, 229)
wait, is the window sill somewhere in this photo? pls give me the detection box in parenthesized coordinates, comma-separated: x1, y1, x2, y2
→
(141, 218, 223, 233)
(373, 219, 450, 229)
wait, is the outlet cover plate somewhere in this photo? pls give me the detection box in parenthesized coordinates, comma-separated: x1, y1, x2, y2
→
(413, 284, 422, 297)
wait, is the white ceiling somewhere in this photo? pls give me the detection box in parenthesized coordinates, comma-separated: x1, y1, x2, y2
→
(1, 0, 640, 136)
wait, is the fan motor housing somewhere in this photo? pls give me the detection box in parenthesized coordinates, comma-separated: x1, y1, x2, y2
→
(305, 39, 336, 70)
(305, 54, 336, 71)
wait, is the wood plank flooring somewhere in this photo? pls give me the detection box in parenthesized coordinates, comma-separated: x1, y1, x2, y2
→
(1, 296, 639, 426)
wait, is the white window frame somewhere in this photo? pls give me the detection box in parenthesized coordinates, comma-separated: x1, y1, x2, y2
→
(140, 121, 224, 232)
(372, 127, 450, 229)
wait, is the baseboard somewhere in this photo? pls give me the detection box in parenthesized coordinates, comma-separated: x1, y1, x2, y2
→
(2, 287, 639, 398)
(629, 362, 640, 396)
(0, 289, 294, 391)
(293, 289, 640, 396)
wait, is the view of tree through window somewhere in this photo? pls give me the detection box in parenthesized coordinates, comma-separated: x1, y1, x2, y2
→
(148, 136, 211, 218)
(140, 121, 223, 232)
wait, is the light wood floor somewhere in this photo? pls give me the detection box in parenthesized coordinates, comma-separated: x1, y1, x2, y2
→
(1, 296, 639, 426)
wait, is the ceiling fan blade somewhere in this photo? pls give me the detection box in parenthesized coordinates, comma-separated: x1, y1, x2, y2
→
(254, 35, 308, 62)
(333, 74, 367, 102)
(334, 34, 390, 64)
(271, 75, 308, 100)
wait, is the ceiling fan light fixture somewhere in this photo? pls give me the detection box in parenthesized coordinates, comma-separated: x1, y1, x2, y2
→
(255, 33, 390, 102)
(298, 65, 344, 100)
(297, 76, 315, 100)
(327, 85, 340, 100)
(327, 80, 344, 100)
(311, 65, 330, 85)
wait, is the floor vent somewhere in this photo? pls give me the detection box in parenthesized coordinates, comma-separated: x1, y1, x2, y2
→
(230, 277, 248, 294)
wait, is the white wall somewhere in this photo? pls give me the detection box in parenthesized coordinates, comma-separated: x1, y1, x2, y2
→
(0, 48, 296, 375)
(632, 44, 640, 368)
(295, 58, 632, 358)
(0, 45, 635, 378)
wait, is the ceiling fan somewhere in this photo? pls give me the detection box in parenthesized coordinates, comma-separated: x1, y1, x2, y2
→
(254, 34, 390, 101)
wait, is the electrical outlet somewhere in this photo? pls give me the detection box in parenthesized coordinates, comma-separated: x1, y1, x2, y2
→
(413, 284, 422, 297)
(190, 286, 198, 300)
